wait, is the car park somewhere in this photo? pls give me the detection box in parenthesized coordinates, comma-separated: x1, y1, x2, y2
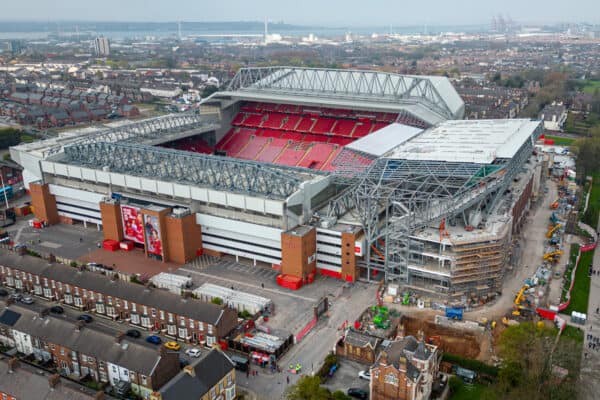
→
(146, 335, 162, 345)
(77, 314, 93, 323)
(50, 306, 64, 314)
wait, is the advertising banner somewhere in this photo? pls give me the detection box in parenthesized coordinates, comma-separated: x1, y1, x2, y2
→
(144, 214, 163, 259)
(121, 205, 145, 244)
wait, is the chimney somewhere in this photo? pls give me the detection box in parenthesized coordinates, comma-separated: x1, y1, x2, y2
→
(183, 365, 195, 377)
(48, 373, 60, 388)
(379, 351, 388, 366)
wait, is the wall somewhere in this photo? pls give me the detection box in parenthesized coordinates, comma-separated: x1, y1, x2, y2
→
(164, 212, 202, 264)
(100, 201, 124, 242)
(341, 231, 358, 282)
(280, 227, 316, 279)
(29, 182, 59, 224)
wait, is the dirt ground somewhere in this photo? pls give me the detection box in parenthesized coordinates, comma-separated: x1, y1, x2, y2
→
(403, 316, 485, 359)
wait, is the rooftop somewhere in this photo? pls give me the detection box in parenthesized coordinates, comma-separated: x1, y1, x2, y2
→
(386, 119, 542, 164)
(0, 250, 229, 326)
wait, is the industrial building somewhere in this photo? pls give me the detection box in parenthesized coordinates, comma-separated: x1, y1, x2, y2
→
(11, 66, 543, 301)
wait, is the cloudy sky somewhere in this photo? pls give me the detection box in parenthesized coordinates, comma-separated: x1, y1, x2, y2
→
(2, 0, 598, 26)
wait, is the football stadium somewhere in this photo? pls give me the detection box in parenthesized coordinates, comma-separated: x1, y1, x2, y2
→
(11, 66, 543, 300)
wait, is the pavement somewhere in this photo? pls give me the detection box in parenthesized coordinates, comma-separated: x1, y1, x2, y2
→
(579, 214, 600, 400)
(4, 217, 103, 262)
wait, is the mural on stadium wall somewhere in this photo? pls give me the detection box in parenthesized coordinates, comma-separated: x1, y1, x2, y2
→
(144, 214, 163, 260)
(121, 205, 145, 244)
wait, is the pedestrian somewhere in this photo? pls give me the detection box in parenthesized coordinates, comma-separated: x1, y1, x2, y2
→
(261, 283, 264, 289)
(246, 369, 249, 378)
(585, 352, 588, 359)
(79, 237, 82, 243)
(287, 375, 290, 384)
(597, 307, 599, 314)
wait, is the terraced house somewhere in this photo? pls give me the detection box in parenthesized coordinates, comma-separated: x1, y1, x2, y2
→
(0, 304, 180, 398)
(0, 250, 238, 344)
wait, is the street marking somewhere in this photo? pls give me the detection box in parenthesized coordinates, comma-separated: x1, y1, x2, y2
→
(178, 268, 318, 302)
(39, 241, 62, 249)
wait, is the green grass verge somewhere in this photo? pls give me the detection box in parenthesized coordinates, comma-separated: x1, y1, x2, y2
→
(561, 325, 584, 344)
(583, 173, 600, 227)
(450, 380, 489, 400)
(563, 245, 593, 315)
(20, 133, 36, 143)
(583, 80, 600, 94)
(543, 135, 575, 146)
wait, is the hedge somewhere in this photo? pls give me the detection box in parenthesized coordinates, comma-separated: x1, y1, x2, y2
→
(442, 353, 499, 377)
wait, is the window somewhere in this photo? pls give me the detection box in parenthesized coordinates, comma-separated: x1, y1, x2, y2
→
(178, 328, 187, 338)
(97, 293, 103, 302)
(112, 365, 117, 373)
(65, 284, 70, 293)
(141, 316, 151, 328)
(64, 294, 73, 304)
(35, 275, 40, 284)
(74, 297, 83, 307)
(107, 297, 112, 305)
(96, 303, 105, 314)
(142, 306, 148, 315)
(159, 310, 165, 320)
(189, 319, 195, 329)
(225, 386, 236, 400)
(384, 373, 399, 386)
(207, 325, 213, 334)
(227, 372, 232, 385)
(141, 375, 147, 385)
(43, 287, 52, 298)
(131, 303, 136, 312)
(167, 325, 177, 335)
(43, 278, 48, 286)
(131, 314, 140, 325)
(74, 287, 79, 295)
(151, 308, 157, 318)
(57, 282, 62, 290)
(34, 285, 42, 295)
(180, 317, 185, 327)
(206, 336, 215, 346)
(210, 388, 216, 399)
(107, 306, 116, 317)
(81, 355, 87, 363)
(123, 300, 128, 309)
(60, 347, 65, 356)
(168, 313, 174, 323)
(82, 289, 87, 298)
(51, 280, 55, 289)
(219, 381, 224, 391)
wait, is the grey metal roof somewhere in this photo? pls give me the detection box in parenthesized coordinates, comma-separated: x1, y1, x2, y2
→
(0, 250, 229, 326)
(0, 309, 21, 326)
(344, 329, 379, 349)
(224, 67, 465, 124)
(160, 349, 234, 400)
(1, 304, 164, 375)
(345, 123, 423, 157)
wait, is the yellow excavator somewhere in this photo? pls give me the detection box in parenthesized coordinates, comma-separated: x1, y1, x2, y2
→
(543, 250, 563, 261)
(546, 223, 561, 238)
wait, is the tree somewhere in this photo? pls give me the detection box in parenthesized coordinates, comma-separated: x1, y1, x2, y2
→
(285, 376, 351, 400)
(210, 297, 223, 305)
(489, 323, 580, 400)
(0, 128, 22, 149)
(571, 135, 600, 180)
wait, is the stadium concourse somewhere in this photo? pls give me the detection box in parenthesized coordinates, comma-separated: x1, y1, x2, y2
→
(11, 66, 543, 303)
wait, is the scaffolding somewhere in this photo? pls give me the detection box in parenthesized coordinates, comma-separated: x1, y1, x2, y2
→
(325, 121, 542, 295)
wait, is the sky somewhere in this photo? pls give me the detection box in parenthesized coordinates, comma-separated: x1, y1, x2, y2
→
(1, 0, 598, 27)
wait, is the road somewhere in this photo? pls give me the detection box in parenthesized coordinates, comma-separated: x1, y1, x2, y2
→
(237, 282, 377, 400)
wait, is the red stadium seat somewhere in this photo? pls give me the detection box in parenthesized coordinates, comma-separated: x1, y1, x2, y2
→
(296, 117, 315, 133)
(236, 136, 269, 159)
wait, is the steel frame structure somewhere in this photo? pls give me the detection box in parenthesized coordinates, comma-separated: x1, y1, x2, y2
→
(228, 67, 456, 120)
(62, 142, 310, 199)
(327, 125, 540, 283)
(44, 113, 214, 157)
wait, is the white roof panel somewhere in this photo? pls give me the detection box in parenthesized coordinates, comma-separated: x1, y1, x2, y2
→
(346, 123, 423, 157)
(386, 119, 541, 164)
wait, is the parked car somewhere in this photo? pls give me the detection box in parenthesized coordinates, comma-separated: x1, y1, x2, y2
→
(20, 296, 34, 304)
(358, 370, 371, 381)
(164, 341, 181, 351)
(9, 293, 22, 301)
(347, 388, 368, 399)
(185, 348, 202, 358)
(0, 288, 8, 297)
(179, 358, 190, 368)
(50, 306, 64, 314)
(126, 329, 141, 338)
(77, 314, 93, 323)
(146, 335, 162, 345)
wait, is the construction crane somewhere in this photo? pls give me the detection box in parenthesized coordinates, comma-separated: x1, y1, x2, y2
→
(514, 285, 529, 305)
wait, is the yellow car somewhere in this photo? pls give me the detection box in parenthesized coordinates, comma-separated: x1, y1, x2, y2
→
(164, 341, 181, 351)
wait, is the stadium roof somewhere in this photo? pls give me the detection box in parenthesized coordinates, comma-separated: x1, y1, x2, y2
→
(210, 66, 465, 126)
(385, 119, 542, 164)
(345, 123, 423, 157)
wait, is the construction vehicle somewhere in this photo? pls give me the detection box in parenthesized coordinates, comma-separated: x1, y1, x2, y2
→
(546, 223, 561, 238)
(514, 285, 529, 305)
(445, 307, 463, 321)
(550, 200, 559, 210)
(502, 317, 519, 326)
(543, 250, 563, 261)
